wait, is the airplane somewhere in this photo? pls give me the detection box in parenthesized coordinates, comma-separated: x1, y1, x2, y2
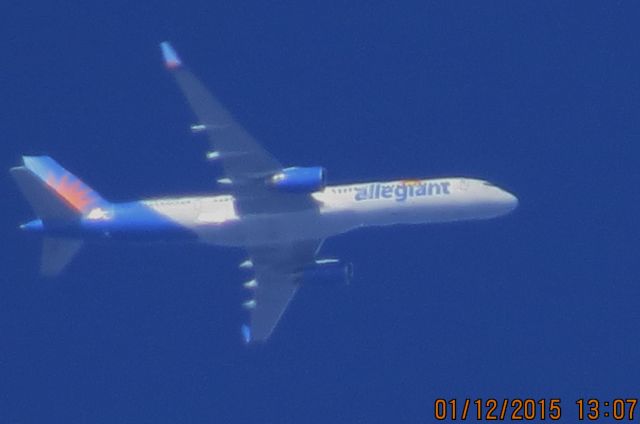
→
(11, 42, 518, 344)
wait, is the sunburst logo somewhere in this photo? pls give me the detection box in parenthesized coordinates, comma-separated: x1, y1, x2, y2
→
(401, 179, 423, 186)
(45, 173, 95, 212)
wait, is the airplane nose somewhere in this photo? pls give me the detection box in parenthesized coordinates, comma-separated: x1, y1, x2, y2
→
(500, 190, 518, 212)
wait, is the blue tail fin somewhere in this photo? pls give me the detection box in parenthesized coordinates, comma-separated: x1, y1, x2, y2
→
(13, 156, 109, 219)
(11, 156, 108, 276)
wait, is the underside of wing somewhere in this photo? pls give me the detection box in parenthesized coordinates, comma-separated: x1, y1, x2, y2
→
(246, 268, 299, 342)
(160, 42, 320, 215)
(160, 43, 329, 343)
(242, 239, 323, 343)
(160, 42, 281, 184)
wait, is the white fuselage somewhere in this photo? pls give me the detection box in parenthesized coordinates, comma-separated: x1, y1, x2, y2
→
(140, 177, 518, 247)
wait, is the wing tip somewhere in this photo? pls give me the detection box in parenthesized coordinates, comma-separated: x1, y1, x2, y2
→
(160, 41, 182, 69)
(241, 324, 252, 344)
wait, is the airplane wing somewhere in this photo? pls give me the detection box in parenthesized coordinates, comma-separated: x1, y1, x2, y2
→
(245, 239, 324, 342)
(160, 42, 280, 185)
(160, 42, 324, 341)
(160, 41, 316, 215)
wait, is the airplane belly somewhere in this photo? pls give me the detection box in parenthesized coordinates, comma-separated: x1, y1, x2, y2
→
(195, 210, 344, 247)
(323, 195, 492, 228)
(351, 196, 510, 226)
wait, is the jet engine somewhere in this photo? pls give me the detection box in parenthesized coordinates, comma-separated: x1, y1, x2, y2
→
(297, 259, 353, 286)
(268, 166, 327, 193)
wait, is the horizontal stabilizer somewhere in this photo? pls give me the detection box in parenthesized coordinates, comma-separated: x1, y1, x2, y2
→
(41, 237, 83, 277)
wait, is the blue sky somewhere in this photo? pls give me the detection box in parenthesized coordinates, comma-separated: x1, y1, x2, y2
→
(3, 2, 640, 422)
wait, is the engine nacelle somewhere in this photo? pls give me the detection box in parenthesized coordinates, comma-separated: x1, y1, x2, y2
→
(297, 259, 353, 286)
(268, 166, 327, 193)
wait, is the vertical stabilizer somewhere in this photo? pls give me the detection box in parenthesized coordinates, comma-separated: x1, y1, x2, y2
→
(11, 156, 106, 277)
(21, 156, 108, 214)
(41, 238, 83, 277)
(10, 167, 79, 222)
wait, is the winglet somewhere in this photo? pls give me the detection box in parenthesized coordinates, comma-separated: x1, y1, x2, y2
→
(241, 324, 252, 344)
(160, 41, 182, 69)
